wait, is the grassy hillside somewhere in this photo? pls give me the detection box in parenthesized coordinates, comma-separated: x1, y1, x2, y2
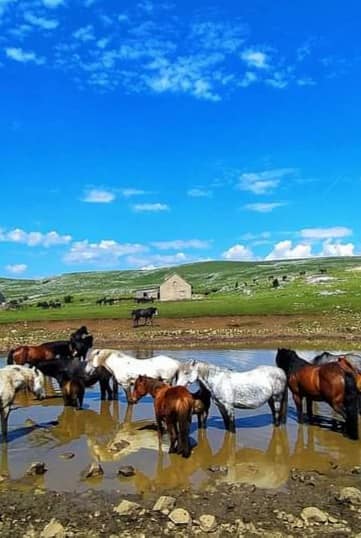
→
(0, 257, 361, 322)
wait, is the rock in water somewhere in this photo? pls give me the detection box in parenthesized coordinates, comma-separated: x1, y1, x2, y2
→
(26, 462, 47, 476)
(83, 461, 104, 478)
(118, 465, 136, 477)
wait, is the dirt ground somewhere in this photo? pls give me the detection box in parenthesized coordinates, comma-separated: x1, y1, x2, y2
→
(1, 464, 361, 537)
(1, 313, 361, 353)
(1, 314, 361, 537)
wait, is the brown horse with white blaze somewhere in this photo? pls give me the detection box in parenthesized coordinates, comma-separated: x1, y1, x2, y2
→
(131, 375, 193, 458)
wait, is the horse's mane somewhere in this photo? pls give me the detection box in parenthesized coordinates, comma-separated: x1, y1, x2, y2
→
(185, 360, 231, 379)
(275, 348, 309, 377)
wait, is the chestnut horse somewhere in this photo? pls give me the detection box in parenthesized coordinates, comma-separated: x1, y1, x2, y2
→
(276, 349, 359, 440)
(131, 375, 193, 458)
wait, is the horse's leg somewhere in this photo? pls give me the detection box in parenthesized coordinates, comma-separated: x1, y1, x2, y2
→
(156, 416, 164, 451)
(268, 397, 276, 425)
(306, 397, 313, 423)
(166, 419, 177, 453)
(280, 388, 288, 425)
(99, 378, 106, 401)
(112, 377, 119, 400)
(292, 393, 304, 423)
(217, 402, 235, 433)
(0, 408, 9, 443)
(124, 385, 133, 404)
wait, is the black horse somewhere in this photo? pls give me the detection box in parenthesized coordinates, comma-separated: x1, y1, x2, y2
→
(36, 356, 118, 401)
(69, 325, 93, 359)
(131, 307, 158, 327)
(275, 348, 310, 379)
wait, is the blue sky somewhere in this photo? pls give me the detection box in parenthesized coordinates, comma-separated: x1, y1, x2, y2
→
(1, 0, 361, 277)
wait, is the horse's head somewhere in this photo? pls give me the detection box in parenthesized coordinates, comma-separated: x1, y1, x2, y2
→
(84, 348, 106, 374)
(131, 375, 151, 403)
(31, 368, 46, 400)
(176, 359, 198, 386)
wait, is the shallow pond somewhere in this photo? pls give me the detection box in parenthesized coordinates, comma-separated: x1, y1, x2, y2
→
(0, 349, 360, 495)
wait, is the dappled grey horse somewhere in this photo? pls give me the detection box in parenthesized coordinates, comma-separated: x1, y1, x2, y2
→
(176, 360, 288, 433)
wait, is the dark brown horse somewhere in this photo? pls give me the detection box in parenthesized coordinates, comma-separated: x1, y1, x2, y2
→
(276, 349, 359, 440)
(7, 342, 71, 366)
(131, 375, 193, 458)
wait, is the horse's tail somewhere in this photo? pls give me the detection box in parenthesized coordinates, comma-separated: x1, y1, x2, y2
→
(7, 348, 15, 364)
(176, 396, 192, 458)
(344, 371, 359, 440)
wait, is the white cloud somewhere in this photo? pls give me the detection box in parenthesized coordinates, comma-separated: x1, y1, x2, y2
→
(241, 49, 269, 69)
(222, 244, 254, 261)
(120, 188, 147, 197)
(132, 203, 169, 212)
(265, 240, 312, 260)
(244, 202, 285, 213)
(73, 25, 95, 42)
(24, 12, 59, 30)
(320, 241, 355, 257)
(5, 47, 45, 64)
(300, 226, 352, 240)
(239, 71, 258, 87)
(151, 239, 211, 250)
(238, 168, 295, 194)
(0, 228, 71, 247)
(64, 239, 147, 265)
(82, 188, 115, 203)
(127, 252, 188, 268)
(187, 188, 212, 198)
(5, 263, 27, 274)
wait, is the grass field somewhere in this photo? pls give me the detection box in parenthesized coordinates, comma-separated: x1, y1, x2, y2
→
(0, 257, 360, 323)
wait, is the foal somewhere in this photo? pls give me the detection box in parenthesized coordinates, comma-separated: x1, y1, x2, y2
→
(131, 375, 193, 458)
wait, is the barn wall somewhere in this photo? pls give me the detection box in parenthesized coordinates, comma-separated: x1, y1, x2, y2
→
(159, 274, 192, 301)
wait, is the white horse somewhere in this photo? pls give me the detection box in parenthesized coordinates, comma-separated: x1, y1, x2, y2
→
(176, 360, 288, 433)
(85, 349, 181, 402)
(0, 365, 46, 442)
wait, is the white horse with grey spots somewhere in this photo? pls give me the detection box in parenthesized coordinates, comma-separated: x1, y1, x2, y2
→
(0, 365, 46, 442)
(85, 349, 181, 402)
(176, 360, 288, 432)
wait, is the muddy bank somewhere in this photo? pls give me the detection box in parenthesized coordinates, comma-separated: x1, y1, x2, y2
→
(1, 314, 361, 353)
(1, 466, 361, 537)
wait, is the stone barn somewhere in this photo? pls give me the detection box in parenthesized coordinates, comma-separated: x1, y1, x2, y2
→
(159, 273, 192, 301)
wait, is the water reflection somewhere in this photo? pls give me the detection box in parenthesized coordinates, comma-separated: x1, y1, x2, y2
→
(0, 348, 361, 494)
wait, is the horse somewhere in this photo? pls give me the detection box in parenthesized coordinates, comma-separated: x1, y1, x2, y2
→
(176, 360, 288, 433)
(131, 307, 158, 327)
(84, 349, 180, 403)
(130, 374, 211, 429)
(0, 365, 46, 442)
(69, 326, 93, 360)
(312, 351, 361, 372)
(61, 379, 85, 409)
(131, 375, 193, 458)
(275, 348, 360, 440)
(35, 357, 118, 403)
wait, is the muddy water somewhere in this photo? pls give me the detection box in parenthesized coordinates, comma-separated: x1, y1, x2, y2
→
(1, 349, 361, 495)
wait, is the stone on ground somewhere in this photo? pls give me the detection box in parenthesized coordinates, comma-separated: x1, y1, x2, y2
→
(168, 508, 191, 525)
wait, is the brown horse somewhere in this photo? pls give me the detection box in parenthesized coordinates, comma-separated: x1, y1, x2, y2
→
(131, 375, 193, 458)
(62, 379, 85, 409)
(7, 342, 72, 366)
(287, 356, 359, 440)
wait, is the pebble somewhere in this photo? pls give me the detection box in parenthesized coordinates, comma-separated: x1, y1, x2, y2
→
(59, 452, 75, 460)
(82, 462, 104, 479)
(199, 514, 217, 532)
(337, 486, 361, 505)
(168, 508, 191, 525)
(40, 518, 65, 538)
(152, 495, 176, 514)
(113, 499, 142, 516)
(301, 506, 328, 524)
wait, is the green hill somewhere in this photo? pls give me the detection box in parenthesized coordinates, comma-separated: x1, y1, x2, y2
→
(0, 257, 360, 322)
